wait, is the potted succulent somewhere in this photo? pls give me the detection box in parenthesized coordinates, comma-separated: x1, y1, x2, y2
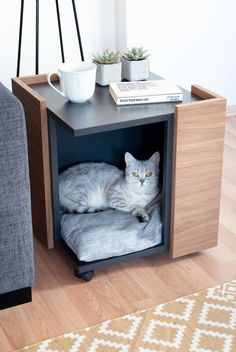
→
(122, 47, 150, 81)
(92, 50, 121, 86)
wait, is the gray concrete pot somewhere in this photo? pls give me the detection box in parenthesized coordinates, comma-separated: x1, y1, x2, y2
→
(95, 62, 122, 86)
(122, 58, 149, 81)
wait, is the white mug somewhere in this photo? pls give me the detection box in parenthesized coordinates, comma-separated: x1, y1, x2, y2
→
(48, 62, 97, 103)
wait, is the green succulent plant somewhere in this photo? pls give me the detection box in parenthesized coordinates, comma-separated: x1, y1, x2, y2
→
(92, 50, 120, 64)
(122, 47, 150, 61)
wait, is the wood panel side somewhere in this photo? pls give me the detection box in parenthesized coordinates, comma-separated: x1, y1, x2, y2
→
(191, 85, 223, 100)
(12, 78, 54, 249)
(171, 97, 226, 258)
(18, 73, 59, 85)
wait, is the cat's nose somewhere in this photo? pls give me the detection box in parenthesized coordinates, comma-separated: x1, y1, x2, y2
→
(140, 179, 145, 186)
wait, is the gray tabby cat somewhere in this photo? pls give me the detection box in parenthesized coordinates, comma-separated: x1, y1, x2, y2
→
(59, 151, 160, 222)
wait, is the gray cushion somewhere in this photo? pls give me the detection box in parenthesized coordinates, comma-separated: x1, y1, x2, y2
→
(0, 82, 35, 294)
(61, 201, 162, 262)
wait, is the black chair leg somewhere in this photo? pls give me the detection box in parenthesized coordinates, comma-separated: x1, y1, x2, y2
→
(55, 0, 65, 63)
(71, 0, 84, 61)
(35, 0, 39, 74)
(17, 0, 24, 77)
(17, 0, 84, 76)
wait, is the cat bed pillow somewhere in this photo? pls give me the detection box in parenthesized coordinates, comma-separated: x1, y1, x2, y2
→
(61, 199, 162, 262)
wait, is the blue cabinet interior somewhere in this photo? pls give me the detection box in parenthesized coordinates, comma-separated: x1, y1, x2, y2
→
(50, 116, 174, 275)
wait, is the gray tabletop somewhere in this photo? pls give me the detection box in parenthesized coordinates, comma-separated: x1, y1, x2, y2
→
(31, 73, 201, 136)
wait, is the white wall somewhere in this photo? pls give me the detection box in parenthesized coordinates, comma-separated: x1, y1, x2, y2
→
(124, 0, 236, 105)
(1, 0, 235, 105)
(0, 0, 116, 89)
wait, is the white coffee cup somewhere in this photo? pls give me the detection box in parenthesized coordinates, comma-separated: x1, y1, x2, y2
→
(48, 62, 97, 103)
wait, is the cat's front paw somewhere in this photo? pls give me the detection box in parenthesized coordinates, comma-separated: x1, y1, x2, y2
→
(137, 212, 150, 222)
(131, 207, 150, 222)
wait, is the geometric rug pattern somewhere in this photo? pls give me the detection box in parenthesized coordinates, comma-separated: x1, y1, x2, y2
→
(16, 280, 236, 352)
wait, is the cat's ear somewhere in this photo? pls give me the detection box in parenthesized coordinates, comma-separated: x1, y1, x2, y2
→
(149, 151, 160, 165)
(125, 152, 136, 165)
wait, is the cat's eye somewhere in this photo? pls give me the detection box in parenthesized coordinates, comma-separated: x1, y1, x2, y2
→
(132, 172, 139, 177)
(146, 171, 153, 177)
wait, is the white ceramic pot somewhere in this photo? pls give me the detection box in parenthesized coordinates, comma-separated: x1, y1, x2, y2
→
(96, 62, 122, 86)
(122, 58, 149, 81)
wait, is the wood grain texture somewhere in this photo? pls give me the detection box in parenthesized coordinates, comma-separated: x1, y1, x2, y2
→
(19, 73, 59, 85)
(171, 86, 226, 257)
(0, 112, 235, 352)
(220, 108, 236, 236)
(12, 77, 54, 248)
(191, 84, 223, 99)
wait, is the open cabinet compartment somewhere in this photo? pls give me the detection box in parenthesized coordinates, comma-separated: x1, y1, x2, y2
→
(49, 116, 174, 276)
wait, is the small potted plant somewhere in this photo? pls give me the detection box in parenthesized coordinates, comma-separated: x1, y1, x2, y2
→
(122, 47, 150, 81)
(92, 50, 121, 86)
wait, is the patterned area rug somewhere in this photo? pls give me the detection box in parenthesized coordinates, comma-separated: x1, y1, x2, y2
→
(17, 280, 236, 352)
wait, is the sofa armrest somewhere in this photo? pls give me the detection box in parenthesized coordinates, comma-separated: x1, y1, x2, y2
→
(0, 82, 35, 307)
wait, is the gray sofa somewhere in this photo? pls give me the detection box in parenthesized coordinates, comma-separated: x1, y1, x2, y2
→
(0, 82, 35, 309)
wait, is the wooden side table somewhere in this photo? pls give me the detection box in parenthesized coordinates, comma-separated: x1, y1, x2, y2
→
(12, 74, 226, 265)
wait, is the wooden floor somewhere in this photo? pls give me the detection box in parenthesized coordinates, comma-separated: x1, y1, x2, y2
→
(1, 111, 236, 352)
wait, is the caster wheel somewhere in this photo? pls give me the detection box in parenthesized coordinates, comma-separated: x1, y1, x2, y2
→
(74, 269, 94, 282)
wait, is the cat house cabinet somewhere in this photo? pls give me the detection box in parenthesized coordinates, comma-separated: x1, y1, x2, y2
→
(12, 74, 226, 278)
